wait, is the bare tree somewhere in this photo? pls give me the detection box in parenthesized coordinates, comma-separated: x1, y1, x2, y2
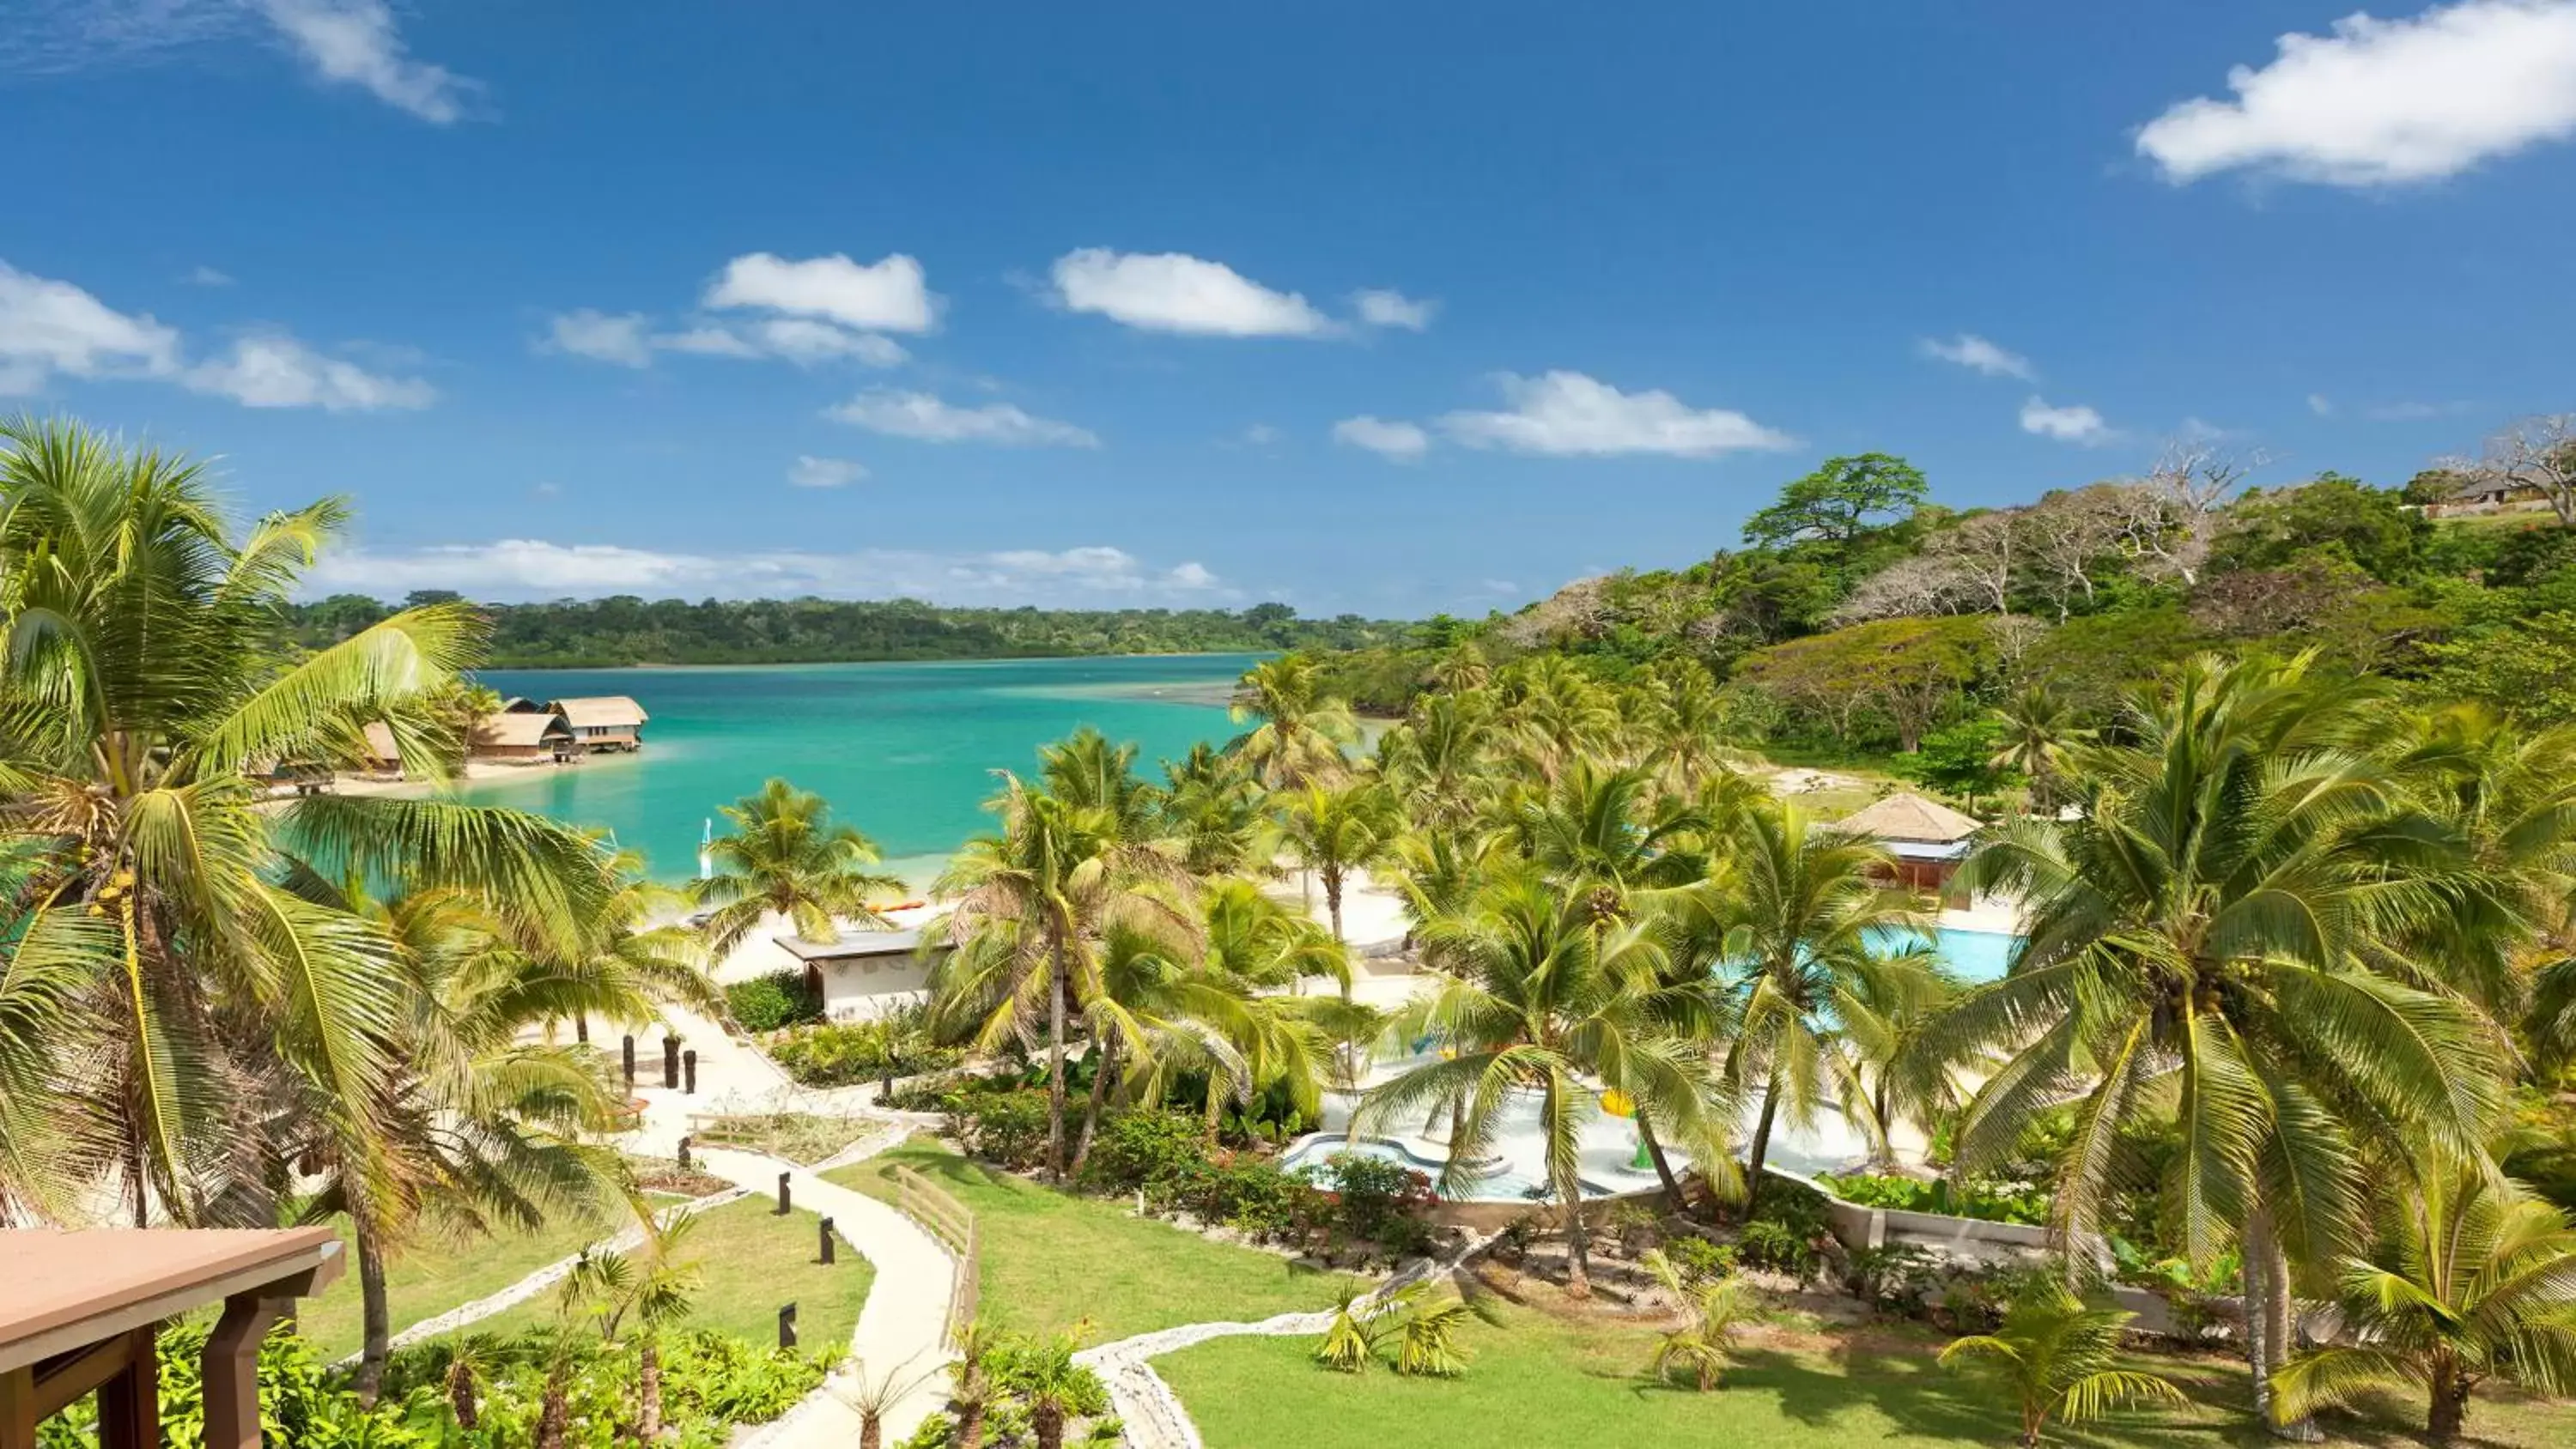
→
(2108, 444, 2264, 588)
(1928, 510, 2018, 614)
(2477, 415, 2576, 526)
(1832, 554, 1974, 623)
(2020, 485, 2129, 620)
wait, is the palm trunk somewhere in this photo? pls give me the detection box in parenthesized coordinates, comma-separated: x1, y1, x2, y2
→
(1560, 1175, 1592, 1297)
(861, 1409, 884, 1449)
(1745, 1075, 1782, 1208)
(953, 1400, 987, 1449)
(2244, 1205, 2276, 1432)
(1325, 865, 1344, 943)
(352, 1203, 392, 1404)
(1071, 1034, 1117, 1178)
(537, 1360, 571, 1449)
(2427, 1358, 2470, 1445)
(638, 1336, 663, 1440)
(2258, 1210, 2319, 1442)
(447, 1357, 480, 1430)
(1035, 1401, 1066, 1449)
(1046, 930, 1070, 1183)
(1637, 1117, 1683, 1209)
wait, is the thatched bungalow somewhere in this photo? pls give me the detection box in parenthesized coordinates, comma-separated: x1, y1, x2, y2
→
(778, 928, 950, 1021)
(495, 695, 549, 713)
(1840, 791, 1984, 893)
(550, 696, 648, 753)
(356, 722, 404, 778)
(470, 710, 577, 764)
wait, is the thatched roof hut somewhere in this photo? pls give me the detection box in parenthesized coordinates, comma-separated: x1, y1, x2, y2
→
(550, 696, 648, 751)
(471, 710, 575, 761)
(1839, 791, 1982, 846)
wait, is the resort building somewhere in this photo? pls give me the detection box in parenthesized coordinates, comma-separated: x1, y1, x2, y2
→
(469, 709, 578, 764)
(778, 928, 950, 1021)
(1, 1226, 343, 1449)
(356, 721, 404, 778)
(1839, 791, 1984, 893)
(549, 695, 649, 753)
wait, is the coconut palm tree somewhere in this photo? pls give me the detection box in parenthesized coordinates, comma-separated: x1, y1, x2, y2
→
(2269, 1159, 2576, 1444)
(1632, 658, 1742, 793)
(586, 1200, 703, 1442)
(1496, 657, 1621, 784)
(1228, 653, 1358, 789)
(1376, 692, 1493, 829)
(1933, 655, 2507, 1432)
(1276, 779, 1405, 943)
(1355, 868, 1728, 1295)
(0, 415, 618, 1225)
(1638, 1250, 1756, 1391)
(1693, 801, 1936, 1191)
(1040, 726, 1163, 845)
(1504, 760, 1709, 920)
(944, 1321, 999, 1449)
(933, 777, 1190, 1180)
(1158, 743, 1276, 878)
(1937, 1283, 2185, 1448)
(691, 778, 903, 956)
(1989, 683, 2089, 815)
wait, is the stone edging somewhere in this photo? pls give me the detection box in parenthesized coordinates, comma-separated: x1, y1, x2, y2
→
(336, 1185, 755, 1368)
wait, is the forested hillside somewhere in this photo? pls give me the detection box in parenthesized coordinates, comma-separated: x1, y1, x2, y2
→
(1314, 418, 2576, 769)
(285, 593, 1403, 666)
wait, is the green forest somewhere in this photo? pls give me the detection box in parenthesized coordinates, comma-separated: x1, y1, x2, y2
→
(1312, 420, 2576, 773)
(285, 592, 1406, 666)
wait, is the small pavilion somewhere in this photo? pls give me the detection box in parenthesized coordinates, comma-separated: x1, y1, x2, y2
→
(1839, 791, 1984, 892)
(1, 1227, 343, 1448)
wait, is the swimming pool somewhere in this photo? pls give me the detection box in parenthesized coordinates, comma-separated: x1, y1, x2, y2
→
(1935, 927, 2019, 983)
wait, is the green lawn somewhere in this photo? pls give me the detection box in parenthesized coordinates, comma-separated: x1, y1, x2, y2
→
(474, 1194, 875, 1352)
(1158, 1292, 2576, 1449)
(824, 1140, 1356, 1342)
(298, 1209, 617, 1361)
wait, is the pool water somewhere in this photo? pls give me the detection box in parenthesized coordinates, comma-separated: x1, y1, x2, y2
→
(1935, 927, 2019, 983)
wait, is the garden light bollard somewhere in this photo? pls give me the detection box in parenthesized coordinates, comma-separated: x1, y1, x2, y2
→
(777, 1302, 798, 1350)
(662, 1034, 680, 1087)
(818, 1216, 835, 1264)
(777, 1171, 792, 1215)
(677, 1136, 691, 1172)
(621, 1034, 635, 1088)
(683, 1049, 697, 1094)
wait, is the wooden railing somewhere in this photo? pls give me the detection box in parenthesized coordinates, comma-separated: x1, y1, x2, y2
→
(890, 1164, 978, 1346)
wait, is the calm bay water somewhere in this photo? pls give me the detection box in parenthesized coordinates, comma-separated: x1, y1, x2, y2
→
(460, 655, 1257, 883)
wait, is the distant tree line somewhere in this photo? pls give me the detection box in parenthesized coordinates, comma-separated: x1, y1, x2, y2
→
(285, 593, 1406, 667)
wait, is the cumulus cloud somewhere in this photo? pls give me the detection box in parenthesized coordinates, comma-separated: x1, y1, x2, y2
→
(185, 334, 434, 410)
(1920, 333, 2034, 380)
(703, 252, 939, 333)
(1332, 415, 1431, 461)
(2136, 1, 2576, 185)
(827, 389, 1099, 447)
(787, 455, 866, 488)
(0, 258, 426, 409)
(544, 309, 653, 367)
(2020, 396, 2114, 444)
(252, 0, 479, 124)
(184, 264, 234, 288)
(1352, 288, 1436, 331)
(1239, 423, 1282, 447)
(1438, 371, 1795, 458)
(303, 539, 1230, 605)
(1048, 249, 1334, 336)
(542, 310, 907, 369)
(749, 318, 908, 367)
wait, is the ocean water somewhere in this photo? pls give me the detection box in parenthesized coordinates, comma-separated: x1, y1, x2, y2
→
(457, 655, 1259, 883)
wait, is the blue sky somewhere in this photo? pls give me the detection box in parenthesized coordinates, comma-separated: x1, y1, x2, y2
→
(4, 1, 2576, 617)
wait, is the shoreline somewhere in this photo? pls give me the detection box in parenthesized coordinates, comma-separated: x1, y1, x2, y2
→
(474, 649, 1274, 676)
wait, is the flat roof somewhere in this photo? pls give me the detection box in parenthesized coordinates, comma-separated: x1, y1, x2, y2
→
(0, 1227, 343, 1372)
(777, 926, 935, 961)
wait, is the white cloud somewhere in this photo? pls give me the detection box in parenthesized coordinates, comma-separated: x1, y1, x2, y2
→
(1240, 423, 1281, 446)
(544, 309, 653, 367)
(827, 389, 1099, 447)
(1437, 371, 1795, 458)
(2020, 396, 2114, 445)
(653, 326, 764, 359)
(0, 260, 183, 391)
(1920, 332, 2034, 380)
(184, 264, 234, 288)
(703, 252, 939, 333)
(2136, 1, 2576, 186)
(2366, 398, 2476, 420)
(2308, 391, 2336, 415)
(749, 318, 908, 367)
(252, 0, 478, 124)
(1352, 288, 1436, 331)
(306, 539, 1232, 606)
(1048, 249, 1334, 336)
(1332, 415, 1431, 461)
(787, 455, 866, 489)
(185, 334, 434, 410)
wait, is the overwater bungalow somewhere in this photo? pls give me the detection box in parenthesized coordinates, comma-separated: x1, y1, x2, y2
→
(469, 709, 578, 764)
(1839, 791, 1983, 893)
(549, 695, 648, 753)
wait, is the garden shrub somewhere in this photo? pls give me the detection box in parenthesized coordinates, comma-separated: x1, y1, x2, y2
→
(1662, 1234, 1738, 1283)
(1843, 1241, 1940, 1314)
(1815, 1170, 2050, 1227)
(944, 1088, 1053, 1171)
(725, 968, 823, 1032)
(1736, 1219, 1817, 1278)
(1305, 1151, 1436, 1244)
(766, 1012, 962, 1088)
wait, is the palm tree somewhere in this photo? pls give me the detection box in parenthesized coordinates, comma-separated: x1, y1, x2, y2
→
(1633, 658, 1742, 793)
(540, 847, 720, 1040)
(1639, 1250, 1756, 1391)
(1393, 1294, 1473, 1378)
(1695, 801, 1935, 1191)
(434, 1330, 517, 1431)
(944, 1320, 1000, 1449)
(830, 1353, 942, 1449)
(1158, 743, 1276, 878)
(934, 777, 1189, 1180)
(1933, 656, 2506, 1432)
(2270, 1160, 2576, 1444)
(1376, 692, 1493, 829)
(0, 415, 618, 1225)
(1495, 657, 1620, 785)
(1355, 869, 1728, 1295)
(1988, 683, 2088, 815)
(1276, 779, 1405, 943)
(1505, 760, 1708, 919)
(691, 779, 903, 956)
(1228, 653, 1358, 789)
(588, 1200, 703, 1442)
(1008, 1329, 1094, 1449)
(1937, 1283, 2185, 1448)
(1041, 726, 1164, 845)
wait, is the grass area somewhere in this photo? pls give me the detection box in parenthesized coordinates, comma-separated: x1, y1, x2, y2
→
(1159, 1292, 2576, 1449)
(474, 1194, 875, 1351)
(824, 1139, 1358, 1342)
(298, 1209, 617, 1361)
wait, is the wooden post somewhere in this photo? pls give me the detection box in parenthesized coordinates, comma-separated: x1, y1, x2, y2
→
(662, 1034, 680, 1087)
(683, 1050, 697, 1095)
(1, 1365, 38, 1449)
(819, 1217, 835, 1264)
(622, 1034, 636, 1088)
(777, 1302, 798, 1351)
(95, 1329, 158, 1449)
(776, 1172, 792, 1215)
(204, 1293, 289, 1449)
(677, 1135, 692, 1172)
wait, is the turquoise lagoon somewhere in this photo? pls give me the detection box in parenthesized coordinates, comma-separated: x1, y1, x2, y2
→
(459, 655, 1257, 883)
